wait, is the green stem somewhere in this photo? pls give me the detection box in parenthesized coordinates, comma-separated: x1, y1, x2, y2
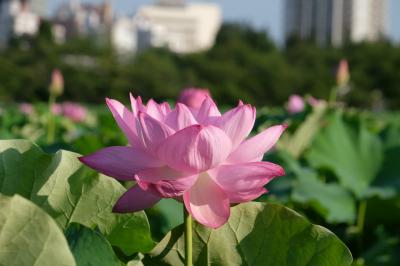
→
(356, 200, 367, 252)
(47, 93, 56, 144)
(329, 86, 338, 106)
(184, 207, 193, 266)
(356, 200, 367, 234)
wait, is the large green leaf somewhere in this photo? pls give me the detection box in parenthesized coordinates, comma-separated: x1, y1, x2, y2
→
(66, 223, 121, 266)
(291, 170, 356, 224)
(0, 194, 76, 266)
(280, 152, 356, 223)
(149, 199, 183, 240)
(306, 112, 383, 198)
(0, 139, 154, 255)
(374, 121, 400, 192)
(144, 202, 353, 266)
(375, 147, 400, 191)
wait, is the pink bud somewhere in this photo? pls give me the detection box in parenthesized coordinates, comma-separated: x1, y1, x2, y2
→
(49, 69, 64, 96)
(287, 94, 305, 114)
(19, 103, 34, 115)
(336, 59, 349, 87)
(178, 88, 211, 109)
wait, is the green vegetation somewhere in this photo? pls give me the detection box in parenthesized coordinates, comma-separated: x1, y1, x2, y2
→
(0, 21, 400, 266)
(1, 22, 400, 108)
(1, 101, 400, 265)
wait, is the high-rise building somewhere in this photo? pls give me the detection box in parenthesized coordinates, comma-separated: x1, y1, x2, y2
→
(0, 0, 40, 47)
(112, 16, 137, 55)
(52, 0, 113, 42)
(134, 0, 221, 54)
(351, 0, 388, 42)
(30, 0, 46, 17)
(284, 0, 388, 46)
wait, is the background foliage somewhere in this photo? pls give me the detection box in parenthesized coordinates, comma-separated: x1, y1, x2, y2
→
(1, 22, 400, 108)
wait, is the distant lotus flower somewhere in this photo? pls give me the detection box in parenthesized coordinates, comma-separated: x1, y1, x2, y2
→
(287, 94, 305, 114)
(308, 96, 325, 107)
(19, 103, 34, 115)
(51, 102, 87, 122)
(308, 96, 319, 106)
(49, 69, 64, 96)
(51, 103, 63, 115)
(336, 59, 349, 87)
(80, 94, 286, 228)
(62, 102, 87, 122)
(178, 88, 211, 109)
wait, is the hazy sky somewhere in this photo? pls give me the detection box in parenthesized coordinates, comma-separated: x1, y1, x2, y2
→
(49, 0, 400, 44)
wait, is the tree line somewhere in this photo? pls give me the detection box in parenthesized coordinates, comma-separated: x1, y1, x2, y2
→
(1, 21, 400, 109)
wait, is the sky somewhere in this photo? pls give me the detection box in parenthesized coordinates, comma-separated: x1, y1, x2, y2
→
(48, 0, 400, 44)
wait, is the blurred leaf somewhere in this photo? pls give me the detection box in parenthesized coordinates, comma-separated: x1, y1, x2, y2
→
(373, 146, 400, 193)
(361, 226, 400, 266)
(381, 121, 400, 149)
(66, 223, 121, 266)
(282, 152, 356, 223)
(292, 170, 356, 224)
(362, 186, 396, 199)
(144, 202, 352, 266)
(0, 194, 76, 266)
(370, 119, 400, 194)
(146, 198, 183, 242)
(279, 102, 327, 158)
(0, 139, 154, 255)
(153, 199, 183, 235)
(306, 112, 383, 198)
(365, 196, 400, 228)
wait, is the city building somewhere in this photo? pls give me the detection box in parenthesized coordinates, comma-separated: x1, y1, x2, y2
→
(134, 0, 221, 54)
(0, 0, 41, 47)
(284, 0, 388, 46)
(52, 0, 113, 43)
(29, 0, 46, 17)
(1, 0, 221, 55)
(111, 16, 137, 55)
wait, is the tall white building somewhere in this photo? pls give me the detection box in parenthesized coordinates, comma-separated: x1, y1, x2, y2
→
(351, 0, 388, 42)
(112, 16, 137, 55)
(134, 0, 221, 54)
(285, 0, 388, 46)
(0, 0, 40, 47)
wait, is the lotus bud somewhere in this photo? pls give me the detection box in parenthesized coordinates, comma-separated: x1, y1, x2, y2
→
(336, 59, 349, 87)
(287, 94, 305, 114)
(49, 69, 64, 96)
(178, 88, 211, 109)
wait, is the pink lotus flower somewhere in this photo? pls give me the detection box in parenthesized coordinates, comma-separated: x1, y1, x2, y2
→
(308, 96, 320, 107)
(287, 94, 305, 114)
(19, 103, 34, 115)
(51, 103, 63, 115)
(79, 95, 286, 228)
(51, 102, 87, 122)
(178, 88, 211, 109)
(62, 102, 87, 122)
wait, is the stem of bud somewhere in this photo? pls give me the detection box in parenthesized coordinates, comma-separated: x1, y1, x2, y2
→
(184, 206, 193, 266)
